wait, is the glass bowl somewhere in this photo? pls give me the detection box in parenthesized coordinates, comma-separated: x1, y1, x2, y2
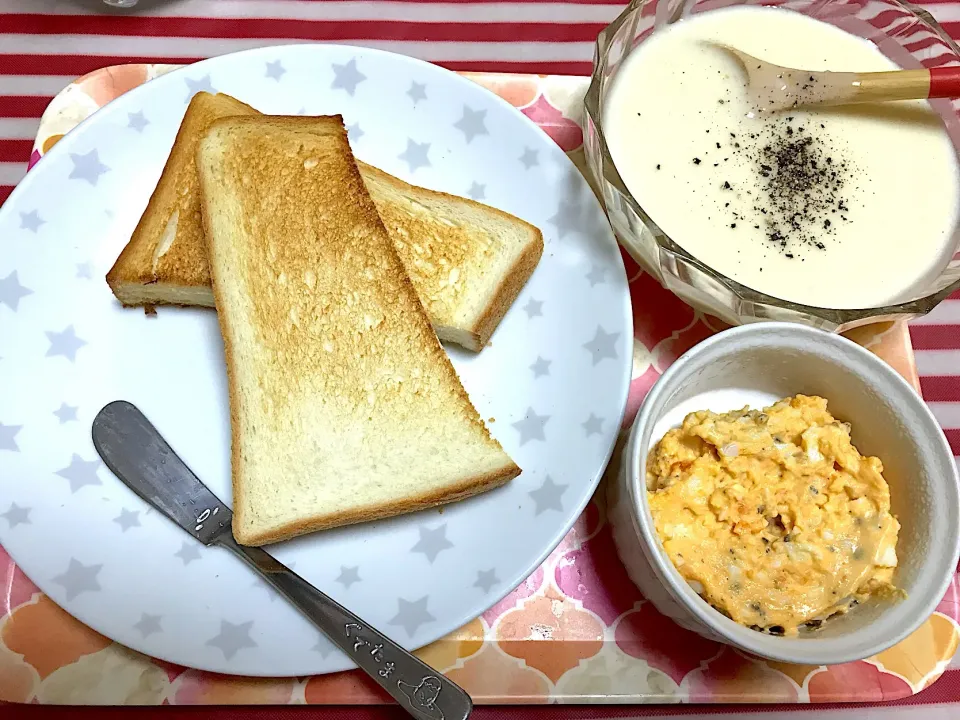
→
(583, 0, 960, 330)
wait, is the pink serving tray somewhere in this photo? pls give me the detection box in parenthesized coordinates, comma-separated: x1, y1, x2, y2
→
(0, 65, 956, 705)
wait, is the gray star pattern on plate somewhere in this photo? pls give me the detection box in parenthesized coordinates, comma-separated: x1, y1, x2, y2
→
(0, 272, 33, 312)
(583, 325, 620, 365)
(582, 414, 604, 437)
(114, 508, 140, 532)
(454, 106, 488, 143)
(407, 81, 427, 103)
(76, 263, 93, 279)
(474, 568, 498, 593)
(586, 264, 607, 286)
(523, 297, 543, 319)
(1, 502, 30, 528)
(185, 75, 216, 102)
(519, 147, 539, 169)
(312, 633, 333, 657)
(265, 59, 286, 81)
(336, 565, 361, 588)
(389, 596, 435, 637)
(46, 325, 87, 362)
(529, 475, 568, 515)
(468, 182, 485, 200)
(398, 139, 431, 173)
(512, 408, 549, 446)
(20, 210, 45, 233)
(175, 540, 202, 565)
(411, 524, 454, 563)
(0, 422, 21, 452)
(69, 149, 109, 186)
(53, 558, 102, 601)
(134, 613, 162, 638)
(54, 403, 78, 424)
(529, 356, 551, 378)
(548, 202, 583, 239)
(346, 122, 364, 142)
(127, 111, 149, 133)
(56, 454, 102, 492)
(331, 58, 365, 95)
(207, 620, 257, 660)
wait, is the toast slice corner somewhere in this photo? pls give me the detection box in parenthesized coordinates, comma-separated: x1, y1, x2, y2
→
(105, 91, 259, 308)
(196, 114, 520, 546)
(360, 162, 544, 351)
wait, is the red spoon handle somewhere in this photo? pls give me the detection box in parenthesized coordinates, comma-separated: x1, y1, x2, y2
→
(929, 66, 960, 99)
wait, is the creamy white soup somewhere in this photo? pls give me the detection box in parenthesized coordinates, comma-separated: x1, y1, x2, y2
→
(603, 6, 960, 308)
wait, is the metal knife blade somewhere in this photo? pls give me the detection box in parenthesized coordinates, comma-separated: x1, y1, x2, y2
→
(92, 400, 231, 545)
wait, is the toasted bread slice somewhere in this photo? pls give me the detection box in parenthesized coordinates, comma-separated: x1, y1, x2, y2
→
(197, 115, 520, 545)
(107, 92, 259, 306)
(359, 162, 543, 350)
(107, 92, 543, 351)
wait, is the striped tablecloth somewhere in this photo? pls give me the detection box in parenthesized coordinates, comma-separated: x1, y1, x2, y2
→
(1, 0, 959, 715)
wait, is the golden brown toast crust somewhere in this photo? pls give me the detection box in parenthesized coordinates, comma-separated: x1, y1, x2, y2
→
(243, 465, 517, 545)
(470, 232, 545, 351)
(106, 92, 258, 301)
(197, 115, 519, 546)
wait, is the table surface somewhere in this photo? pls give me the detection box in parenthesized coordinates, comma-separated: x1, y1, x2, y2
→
(1, 1, 960, 717)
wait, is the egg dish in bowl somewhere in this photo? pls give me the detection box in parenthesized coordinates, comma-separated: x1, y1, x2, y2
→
(608, 323, 960, 665)
(647, 394, 902, 638)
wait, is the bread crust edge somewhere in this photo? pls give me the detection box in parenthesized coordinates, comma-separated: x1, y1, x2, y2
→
(233, 462, 521, 546)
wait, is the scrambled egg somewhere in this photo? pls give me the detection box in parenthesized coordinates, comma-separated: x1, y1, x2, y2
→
(647, 395, 901, 636)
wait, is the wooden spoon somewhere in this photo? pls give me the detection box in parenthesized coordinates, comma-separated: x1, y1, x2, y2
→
(719, 44, 960, 113)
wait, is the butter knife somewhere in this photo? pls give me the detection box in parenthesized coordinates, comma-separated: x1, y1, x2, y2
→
(92, 400, 472, 720)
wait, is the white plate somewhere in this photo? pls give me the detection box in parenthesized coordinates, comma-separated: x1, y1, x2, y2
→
(0, 45, 631, 676)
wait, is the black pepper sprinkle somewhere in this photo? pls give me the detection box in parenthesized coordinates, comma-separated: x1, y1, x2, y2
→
(691, 115, 855, 257)
(656, 164, 660, 170)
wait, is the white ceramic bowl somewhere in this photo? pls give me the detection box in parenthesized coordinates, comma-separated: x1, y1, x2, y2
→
(608, 322, 960, 665)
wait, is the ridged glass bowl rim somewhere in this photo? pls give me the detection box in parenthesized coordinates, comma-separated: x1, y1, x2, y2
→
(584, 0, 960, 327)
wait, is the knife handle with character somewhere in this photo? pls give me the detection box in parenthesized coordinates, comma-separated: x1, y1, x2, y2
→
(92, 400, 471, 720)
